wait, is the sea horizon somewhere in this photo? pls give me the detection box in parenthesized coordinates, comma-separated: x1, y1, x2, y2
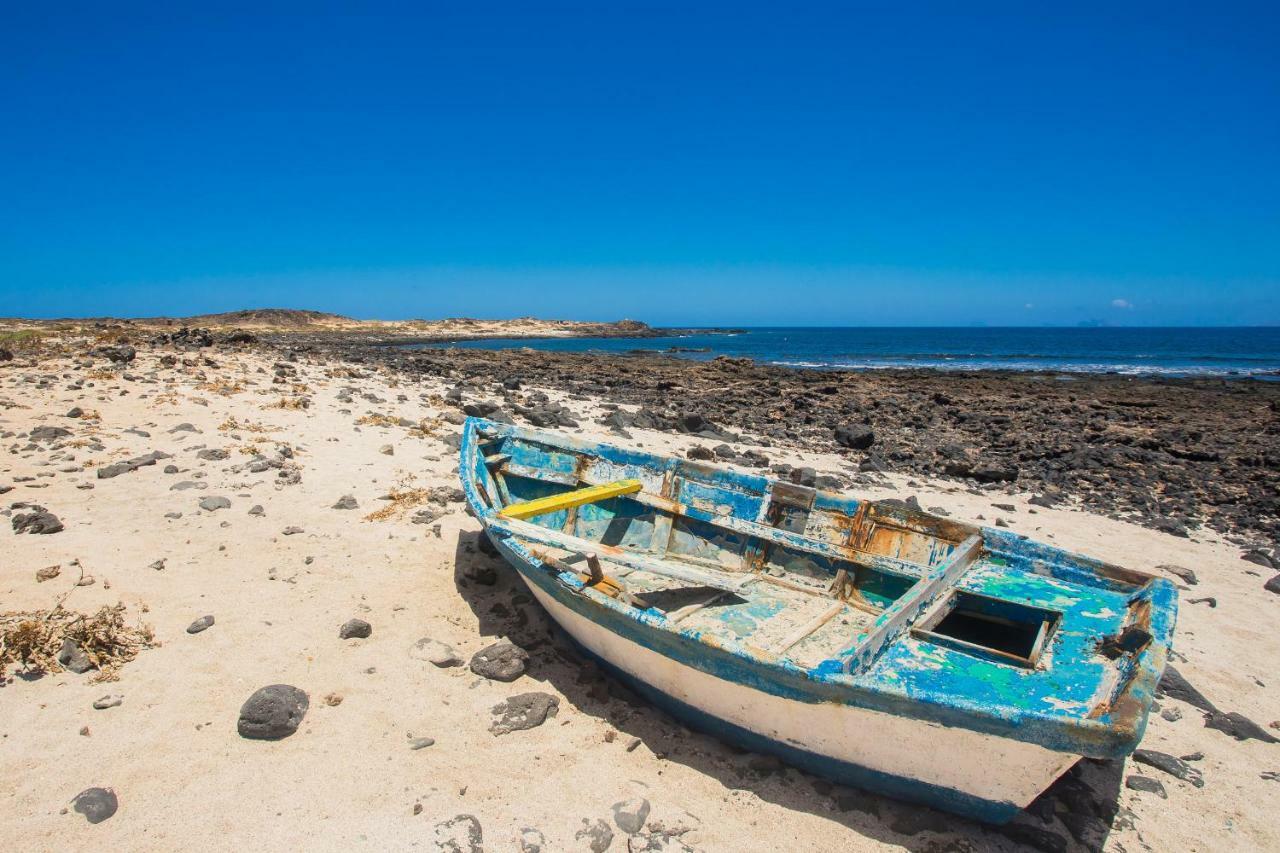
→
(412, 324, 1280, 378)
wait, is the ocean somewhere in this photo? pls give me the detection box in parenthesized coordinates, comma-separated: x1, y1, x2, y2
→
(414, 326, 1280, 378)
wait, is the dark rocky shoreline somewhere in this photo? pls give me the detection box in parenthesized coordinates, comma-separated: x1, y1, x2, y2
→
(269, 334, 1280, 548)
(21, 317, 1274, 547)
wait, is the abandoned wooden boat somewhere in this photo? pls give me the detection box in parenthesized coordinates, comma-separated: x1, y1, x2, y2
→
(459, 417, 1177, 823)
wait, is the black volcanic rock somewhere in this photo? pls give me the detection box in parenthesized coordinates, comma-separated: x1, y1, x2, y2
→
(470, 640, 528, 682)
(237, 684, 309, 740)
(834, 424, 875, 449)
(71, 787, 118, 824)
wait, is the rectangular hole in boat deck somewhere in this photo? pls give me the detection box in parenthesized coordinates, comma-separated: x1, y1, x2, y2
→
(915, 591, 1061, 667)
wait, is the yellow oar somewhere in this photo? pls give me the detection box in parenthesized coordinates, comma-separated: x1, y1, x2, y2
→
(499, 479, 643, 520)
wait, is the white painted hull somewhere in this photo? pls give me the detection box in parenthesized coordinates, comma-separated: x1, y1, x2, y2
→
(523, 578, 1078, 816)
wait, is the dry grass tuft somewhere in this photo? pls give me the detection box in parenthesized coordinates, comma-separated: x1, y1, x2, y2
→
(409, 417, 447, 438)
(195, 381, 246, 396)
(356, 414, 445, 438)
(219, 416, 280, 434)
(356, 413, 401, 428)
(363, 487, 433, 522)
(1, 602, 156, 683)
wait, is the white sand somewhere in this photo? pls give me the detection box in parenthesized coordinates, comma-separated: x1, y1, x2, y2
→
(2, 345, 1277, 852)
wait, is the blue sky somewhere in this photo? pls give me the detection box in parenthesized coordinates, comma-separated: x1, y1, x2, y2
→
(2, 3, 1277, 326)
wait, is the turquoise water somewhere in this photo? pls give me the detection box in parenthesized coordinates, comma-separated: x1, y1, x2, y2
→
(412, 327, 1280, 378)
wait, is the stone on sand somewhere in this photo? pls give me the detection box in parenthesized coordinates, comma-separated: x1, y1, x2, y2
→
(1157, 564, 1198, 585)
(434, 814, 483, 853)
(13, 509, 64, 534)
(71, 787, 118, 824)
(339, 618, 372, 639)
(409, 637, 463, 667)
(1132, 749, 1204, 787)
(575, 818, 614, 853)
(1126, 775, 1167, 798)
(57, 639, 93, 673)
(237, 684, 309, 740)
(469, 639, 529, 682)
(489, 692, 559, 735)
(516, 827, 547, 852)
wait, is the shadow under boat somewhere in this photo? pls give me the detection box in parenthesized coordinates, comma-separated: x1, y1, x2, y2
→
(451, 529, 1127, 853)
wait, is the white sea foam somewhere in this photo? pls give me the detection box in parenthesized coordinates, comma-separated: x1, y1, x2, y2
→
(767, 358, 1280, 377)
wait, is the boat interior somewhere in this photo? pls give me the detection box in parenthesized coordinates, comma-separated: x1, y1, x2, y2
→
(465, 419, 1167, 687)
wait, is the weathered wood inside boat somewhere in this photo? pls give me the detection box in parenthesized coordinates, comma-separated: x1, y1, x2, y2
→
(458, 417, 1178, 824)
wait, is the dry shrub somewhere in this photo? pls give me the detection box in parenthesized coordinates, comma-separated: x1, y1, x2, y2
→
(219, 416, 279, 434)
(409, 417, 446, 438)
(1, 603, 156, 683)
(195, 381, 245, 396)
(356, 414, 444, 437)
(356, 413, 401, 428)
(363, 487, 433, 521)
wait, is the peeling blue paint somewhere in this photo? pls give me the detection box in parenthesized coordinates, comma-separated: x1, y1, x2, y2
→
(459, 417, 1178, 822)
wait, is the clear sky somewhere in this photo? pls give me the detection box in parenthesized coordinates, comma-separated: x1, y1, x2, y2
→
(2, 3, 1277, 326)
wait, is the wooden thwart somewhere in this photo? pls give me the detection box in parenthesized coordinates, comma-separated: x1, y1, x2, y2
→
(499, 479, 643, 520)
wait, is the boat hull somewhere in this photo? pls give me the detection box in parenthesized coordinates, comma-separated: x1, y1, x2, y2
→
(494, 534, 1078, 824)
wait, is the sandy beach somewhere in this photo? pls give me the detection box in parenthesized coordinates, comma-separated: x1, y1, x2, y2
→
(3, 323, 1279, 852)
